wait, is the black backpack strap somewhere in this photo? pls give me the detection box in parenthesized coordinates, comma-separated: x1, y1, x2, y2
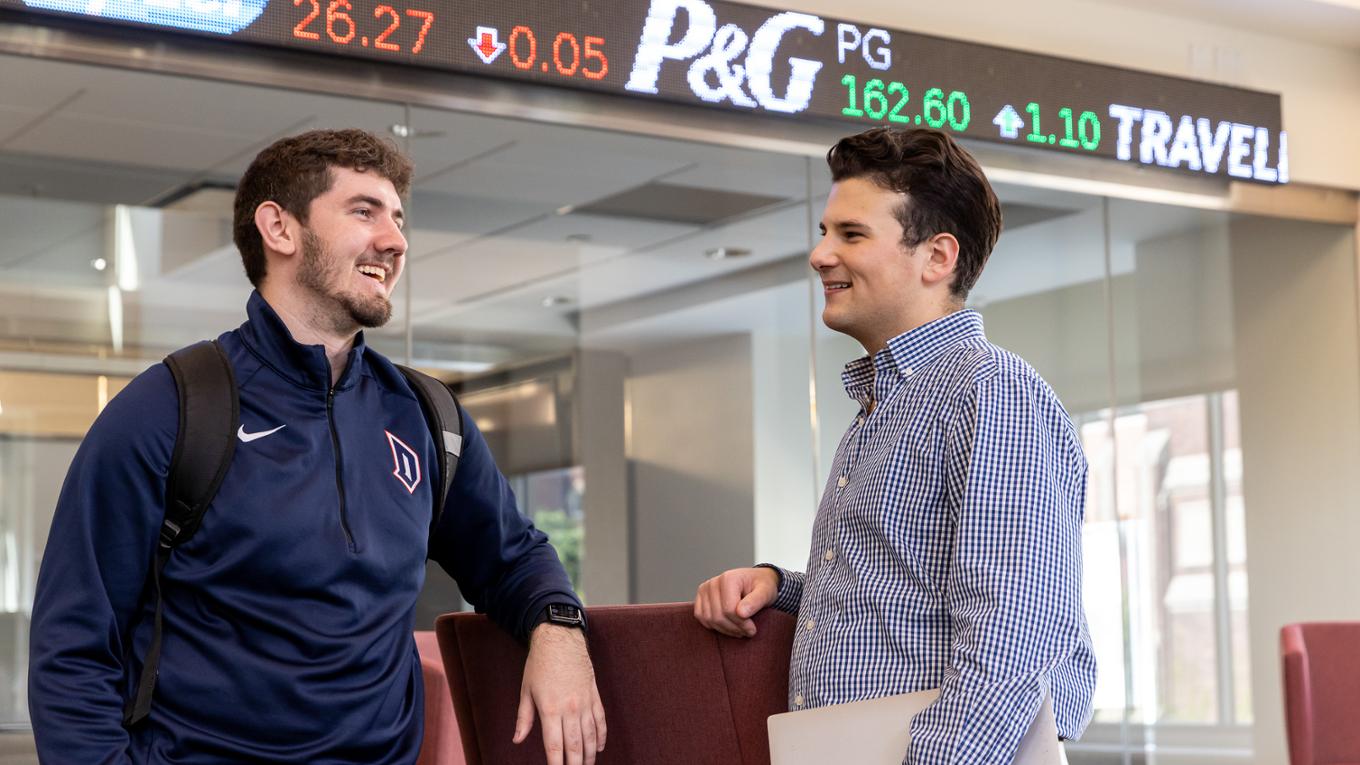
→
(124, 340, 237, 728)
(395, 364, 463, 539)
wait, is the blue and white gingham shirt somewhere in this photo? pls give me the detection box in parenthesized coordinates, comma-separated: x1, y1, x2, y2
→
(768, 309, 1096, 764)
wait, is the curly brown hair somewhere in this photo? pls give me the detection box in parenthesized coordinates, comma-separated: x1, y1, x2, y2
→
(232, 129, 413, 287)
(826, 127, 1002, 301)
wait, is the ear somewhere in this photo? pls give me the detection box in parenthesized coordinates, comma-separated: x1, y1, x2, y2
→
(919, 233, 960, 291)
(254, 201, 301, 259)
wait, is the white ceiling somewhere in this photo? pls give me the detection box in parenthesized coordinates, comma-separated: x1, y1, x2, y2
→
(1083, 0, 1360, 51)
(0, 51, 1219, 371)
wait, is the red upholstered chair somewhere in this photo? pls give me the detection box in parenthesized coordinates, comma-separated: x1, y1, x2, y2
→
(435, 602, 795, 765)
(1280, 622, 1360, 765)
(416, 630, 468, 765)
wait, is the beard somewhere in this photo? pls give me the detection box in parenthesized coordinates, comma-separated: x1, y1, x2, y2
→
(297, 229, 392, 332)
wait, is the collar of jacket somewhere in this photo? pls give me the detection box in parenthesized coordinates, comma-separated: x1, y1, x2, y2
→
(237, 290, 368, 392)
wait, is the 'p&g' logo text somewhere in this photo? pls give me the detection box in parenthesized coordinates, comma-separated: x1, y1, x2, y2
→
(625, 0, 826, 114)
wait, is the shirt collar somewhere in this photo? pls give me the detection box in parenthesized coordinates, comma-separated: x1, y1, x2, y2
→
(238, 290, 367, 391)
(841, 309, 986, 407)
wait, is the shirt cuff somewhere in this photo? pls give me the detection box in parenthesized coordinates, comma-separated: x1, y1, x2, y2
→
(755, 564, 804, 614)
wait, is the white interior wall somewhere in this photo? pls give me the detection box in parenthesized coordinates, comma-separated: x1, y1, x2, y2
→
(812, 324, 862, 498)
(754, 0, 1360, 191)
(1229, 217, 1360, 765)
(751, 280, 821, 570)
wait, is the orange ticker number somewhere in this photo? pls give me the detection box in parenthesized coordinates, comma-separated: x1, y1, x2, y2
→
(292, 0, 433, 55)
(506, 26, 607, 80)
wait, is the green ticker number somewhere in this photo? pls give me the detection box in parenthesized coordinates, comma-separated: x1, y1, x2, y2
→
(841, 75, 970, 132)
(1025, 102, 1101, 151)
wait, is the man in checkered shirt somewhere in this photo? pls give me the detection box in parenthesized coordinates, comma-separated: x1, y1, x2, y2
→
(694, 127, 1096, 763)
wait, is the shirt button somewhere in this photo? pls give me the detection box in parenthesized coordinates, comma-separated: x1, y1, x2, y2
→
(804, 618, 816, 631)
(823, 549, 835, 562)
(856, 416, 865, 426)
(794, 693, 805, 707)
(836, 475, 848, 488)
(904, 367, 914, 376)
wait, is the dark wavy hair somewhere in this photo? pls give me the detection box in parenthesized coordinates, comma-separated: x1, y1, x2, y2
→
(826, 127, 1002, 300)
(232, 129, 413, 287)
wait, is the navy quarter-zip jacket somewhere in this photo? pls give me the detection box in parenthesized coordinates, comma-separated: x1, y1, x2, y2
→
(29, 291, 580, 764)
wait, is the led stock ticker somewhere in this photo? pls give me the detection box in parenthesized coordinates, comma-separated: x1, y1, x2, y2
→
(7, 0, 1287, 183)
(470, 25, 609, 80)
(614, 0, 1285, 182)
(290, 0, 432, 54)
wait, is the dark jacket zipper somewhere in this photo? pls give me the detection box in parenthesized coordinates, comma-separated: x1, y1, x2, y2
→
(327, 388, 356, 550)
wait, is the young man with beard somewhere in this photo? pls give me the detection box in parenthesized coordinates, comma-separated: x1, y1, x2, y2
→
(29, 129, 606, 765)
(694, 127, 1096, 763)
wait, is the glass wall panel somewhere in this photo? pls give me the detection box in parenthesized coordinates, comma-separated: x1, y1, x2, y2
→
(398, 105, 817, 606)
(0, 370, 131, 727)
(1104, 201, 1242, 733)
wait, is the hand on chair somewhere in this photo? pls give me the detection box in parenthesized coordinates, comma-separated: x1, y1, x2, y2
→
(694, 566, 779, 638)
(515, 623, 607, 765)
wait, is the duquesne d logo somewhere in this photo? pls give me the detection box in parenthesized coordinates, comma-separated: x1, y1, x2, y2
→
(385, 431, 421, 494)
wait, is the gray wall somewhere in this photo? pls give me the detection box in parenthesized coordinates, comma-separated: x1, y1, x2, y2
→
(983, 276, 1120, 414)
(576, 350, 631, 605)
(627, 334, 755, 604)
(984, 219, 1237, 411)
(1126, 223, 1237, 402)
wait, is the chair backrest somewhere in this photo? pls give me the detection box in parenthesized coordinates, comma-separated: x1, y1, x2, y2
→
(1280, 622, 1360, 765)
(415, 630, 468, 765)
(435, 603, 794, 765)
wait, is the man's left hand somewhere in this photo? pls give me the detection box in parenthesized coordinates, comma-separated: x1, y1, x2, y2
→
(513, 623, 607, 765)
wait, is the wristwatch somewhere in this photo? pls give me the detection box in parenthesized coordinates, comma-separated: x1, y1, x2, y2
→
(534, 603, 587, 633)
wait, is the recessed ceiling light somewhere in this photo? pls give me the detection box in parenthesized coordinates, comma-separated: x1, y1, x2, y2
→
(91, 258, 107, 271)
(705, 247, 752, 261)
(556, 205, 576, 216)
(541, 295, 572, 308)
(388, 124, 445, 138)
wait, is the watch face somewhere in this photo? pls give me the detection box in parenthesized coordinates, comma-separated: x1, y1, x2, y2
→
(548, 604, 584, 625)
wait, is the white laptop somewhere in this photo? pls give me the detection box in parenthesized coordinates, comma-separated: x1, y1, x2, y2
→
(768, 689, 1065, 765)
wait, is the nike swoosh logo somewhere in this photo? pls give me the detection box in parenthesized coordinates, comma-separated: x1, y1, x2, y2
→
(237, 424, 286, 443)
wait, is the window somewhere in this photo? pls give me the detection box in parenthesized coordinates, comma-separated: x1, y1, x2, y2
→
(509, 467, 586, 597)
(1078, 392, 1250, 727)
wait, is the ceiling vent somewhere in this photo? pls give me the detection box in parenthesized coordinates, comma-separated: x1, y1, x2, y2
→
(152, 181, 237, 214)
(1000, 202, 1076, 232)
(575, 182, 786, 226)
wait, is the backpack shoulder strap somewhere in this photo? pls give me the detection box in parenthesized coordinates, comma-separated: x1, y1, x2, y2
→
(395, 364, 463, 535)
(162, 340, 239, 547)
(124, 339, 237, 728)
